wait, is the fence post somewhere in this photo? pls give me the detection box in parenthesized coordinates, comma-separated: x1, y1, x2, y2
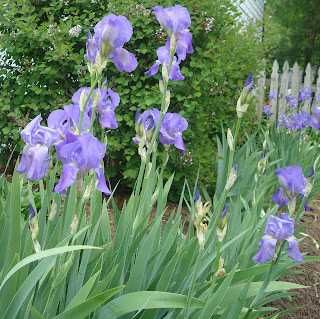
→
(256, 68, 266, 121)
(278, 61, 290, 114)
(291, 62, 301, 102)
(312, 67, 320, 109)
(302, 63, 314, 112)
(270, 60, 279, 121)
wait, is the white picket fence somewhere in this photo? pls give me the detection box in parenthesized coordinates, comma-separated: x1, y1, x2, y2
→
(256, 60, 320, 121)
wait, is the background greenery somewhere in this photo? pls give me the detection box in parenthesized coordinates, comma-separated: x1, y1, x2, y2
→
(0, 0, 263, 195)
(264, 0, 320, 67)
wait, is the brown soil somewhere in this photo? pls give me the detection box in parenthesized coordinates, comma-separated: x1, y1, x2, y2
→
(277, 199, 320, 318)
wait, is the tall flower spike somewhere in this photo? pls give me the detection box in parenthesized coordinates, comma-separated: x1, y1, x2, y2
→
(146, 5, 193, 81)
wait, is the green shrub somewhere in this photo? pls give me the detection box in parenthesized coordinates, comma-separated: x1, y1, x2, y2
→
(0, 0, 263, 194)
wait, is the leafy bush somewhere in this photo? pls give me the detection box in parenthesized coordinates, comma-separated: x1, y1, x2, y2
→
(0, 0, 263, 193)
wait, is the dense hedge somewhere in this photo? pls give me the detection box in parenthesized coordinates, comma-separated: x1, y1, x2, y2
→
(0, 0, 263, 193)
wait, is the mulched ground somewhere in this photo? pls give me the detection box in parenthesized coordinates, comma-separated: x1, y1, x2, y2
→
(277, 199, 320, 318)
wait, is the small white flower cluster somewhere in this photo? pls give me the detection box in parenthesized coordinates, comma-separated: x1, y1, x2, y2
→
(69, 25, 82, 38)
(203, 16, 215, 33)
(0, 49, 21, 80)
(47, 24, 57, 35)
(135, 4, 151, 16)
(182, 151, 193, 165)
(155, 27, 166, 40)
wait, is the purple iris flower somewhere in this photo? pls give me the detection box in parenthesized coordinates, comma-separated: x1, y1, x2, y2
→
(153, 5, 191, 34)
(309, 106, 320, 129)
(285, 95, 298, 108)
(275, 165, 307, 195)
(159, 113, 188, 151)
(279, 111, 311, 131)
(17, 115, 59, 181)
(96, 88, 120, 129)
(299, 87, 312, 102)
(269, 91, 276, 101)
(263, 104, 272, 117)
(253, 213, 303, 263)
(133, 108, 161, 144)
(48, 104, 91, 136)
(244, 73, 254, 91)
(169, 30, 193, 62)
(55, 131, 110, 194)
(272, 187, 289, 207)
(145, 46, 184, 80)
(86, 14, 138, 73)
(146, 5, 193, 81)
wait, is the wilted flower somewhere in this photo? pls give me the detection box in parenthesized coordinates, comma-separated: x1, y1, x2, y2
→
(193, 190, 210, 249)
(55, 131, 110, 194)
(86, 14, 138, 73)
(253, 213, 303, 263)
(272, 187, 289, 207)
(17, 115, 59, 181)
(159, 112, 188, 151)
(275, 165, 307, 195)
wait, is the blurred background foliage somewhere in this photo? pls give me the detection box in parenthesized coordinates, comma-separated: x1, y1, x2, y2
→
(264, 0, 320, 67)
(0, 0, 264, 196)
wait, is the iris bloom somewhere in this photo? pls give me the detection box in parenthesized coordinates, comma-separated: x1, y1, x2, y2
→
(96, 88, 120, 129)
(285, 95, 298, 108)
(55, 131, 110, 194)
(272, 187, 289, 207)
(275, 165, 307, 195)
(17, 116, 59, 180)
(160, 113, 188, 151)
(263, 104, 272, 117)
(86, 14, 138, 73)
(298, 87, 312, 102)
(253, 213, 303, 263)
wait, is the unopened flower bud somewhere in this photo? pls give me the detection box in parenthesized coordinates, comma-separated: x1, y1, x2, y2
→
(227, 128, 234, 151)
(162, 64, 169, 83)
(70, 214, 79, 235)
(48, 201, 57, 221)
(225, 166, 237, 191)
